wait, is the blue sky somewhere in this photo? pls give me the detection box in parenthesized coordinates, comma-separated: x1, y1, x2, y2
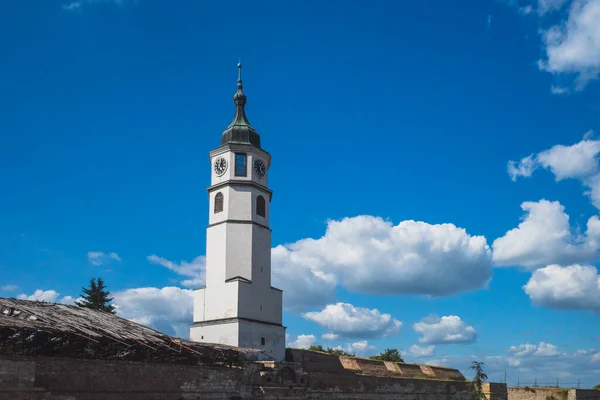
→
(1, 0, 599, 388)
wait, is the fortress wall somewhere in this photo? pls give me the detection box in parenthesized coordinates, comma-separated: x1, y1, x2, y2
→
(0, 354, 507, 400)
(508, 387, 600, 400)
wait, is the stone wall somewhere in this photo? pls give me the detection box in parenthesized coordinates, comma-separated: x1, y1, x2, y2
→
(0, 354, 508, 400)
(508, 387, 600, 400)
(286, 348, 466, 380)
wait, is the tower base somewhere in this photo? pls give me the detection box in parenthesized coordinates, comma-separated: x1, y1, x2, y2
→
(190, 318, 286, 361)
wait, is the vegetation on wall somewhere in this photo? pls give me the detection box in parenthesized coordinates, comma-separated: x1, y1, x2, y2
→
(369, 348, 404, 362)
(307, 345, 355, 357)
(470, 361, 488, 400)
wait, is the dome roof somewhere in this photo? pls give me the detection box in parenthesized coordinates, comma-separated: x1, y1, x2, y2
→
(220, 63, 261, 149)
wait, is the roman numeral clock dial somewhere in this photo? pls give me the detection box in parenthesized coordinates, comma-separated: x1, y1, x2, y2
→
(254, 159, 266, 178)
(214, 157, 227, 176)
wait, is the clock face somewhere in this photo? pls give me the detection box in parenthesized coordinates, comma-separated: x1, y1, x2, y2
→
(214, 157, 227, 176)
(254, 159, 266, 178)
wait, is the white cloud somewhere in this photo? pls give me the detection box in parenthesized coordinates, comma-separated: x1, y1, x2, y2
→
(302, 303, 402, 339)
(509, 343, 538, 356)
(510, 342, 560, 357)
(536, 342, 561, 356)
(113, 286, 193, 338)
(155, 216, 492, 312)
(87, 251, 122, 266)
(537, 0, 569, 14)
(508, 154, 537, 181)
(147, 255, 205, 288)
(0, 284, 19, 292)
(413, 315, 477, 345)
(426, 346, 599, 388)
(508, 136, 600, 183)
(523, 264, 600, 311)
(345, 340, 376, 357)
(322, 332, 339, 340)
(16, 289, 74, 305)
(271, 245, 337, 312)
(288, 334, 317, 349)
(276, 216, 492, 302)
(538, 0, 600, 90)
(492, 200, 600, 268)
(409, 344, 436, 358)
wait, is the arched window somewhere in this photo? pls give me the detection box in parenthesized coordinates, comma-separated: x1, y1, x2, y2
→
(214, 192, 224, 213)
(256, 195, 266, 217)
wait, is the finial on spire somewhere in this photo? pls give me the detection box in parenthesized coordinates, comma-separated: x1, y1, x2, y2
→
(237, 61, 243, 89)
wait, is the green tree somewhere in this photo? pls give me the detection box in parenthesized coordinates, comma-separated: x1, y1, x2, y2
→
(76, 277, 116, 314)
(470, 361, 488, 400)
(593, 384, 600, 390)
(307, 345, 354, 356)
(369, 348, 404, 362)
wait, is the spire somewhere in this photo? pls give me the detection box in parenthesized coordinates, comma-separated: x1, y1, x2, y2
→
(221, 62, 261, 148)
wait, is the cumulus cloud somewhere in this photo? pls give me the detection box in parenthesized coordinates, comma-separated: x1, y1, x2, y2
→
(147, 255, 205, 288)
(271, 246, 337, 312)
(277, 216, 492, 303)
(510, 341, 560, 357)
(523, 264, 600, 311)
(288, 334, 317, 349)
(17, 289, 75, 305)
(492, 200, 600, 268)
(302, 303, 402, 339)
(508, 135, 600, 183)
(538, 0, 600, 90)
(87, 251, 121, 266)
(413, 315, 477, 345)
(113, 286, 193, 338)
(173, 215, 492, 312)
(409, 344, 436, 358)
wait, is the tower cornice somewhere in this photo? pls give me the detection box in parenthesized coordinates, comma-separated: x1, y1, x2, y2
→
(207, 179, 273, 201)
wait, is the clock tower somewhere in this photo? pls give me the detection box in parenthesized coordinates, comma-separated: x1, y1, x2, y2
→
(190, 64, 286, 361)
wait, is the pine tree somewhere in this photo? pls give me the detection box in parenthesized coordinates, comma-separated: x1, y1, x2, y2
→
(76, 277, 116, 314)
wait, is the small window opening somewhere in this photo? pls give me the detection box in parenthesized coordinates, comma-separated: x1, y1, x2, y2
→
(214, 192, 224, 213)
(235, 153, 247, 176)
(256, 195, 266, 217)
(261, 337, 266, 345)
(261, 267, 263, 273)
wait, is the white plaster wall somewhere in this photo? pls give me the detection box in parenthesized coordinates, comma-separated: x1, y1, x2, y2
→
(205, 223, 227, 288)
(203, 282, 239, 321)
(225, 223, 253, 281)
(227, 187, 253, 221)
(237, 284, 282, 325)
(193, 288, 206, 322)
(251, 225, 272, 287)
(190, 321, 239, 347)
(238, 320, 286, 361)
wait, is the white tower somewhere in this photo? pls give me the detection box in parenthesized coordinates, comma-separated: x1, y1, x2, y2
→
(190, 64, 286, 361)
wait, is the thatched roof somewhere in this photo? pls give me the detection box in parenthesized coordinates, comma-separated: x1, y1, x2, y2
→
(0, 297, 262, 365)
